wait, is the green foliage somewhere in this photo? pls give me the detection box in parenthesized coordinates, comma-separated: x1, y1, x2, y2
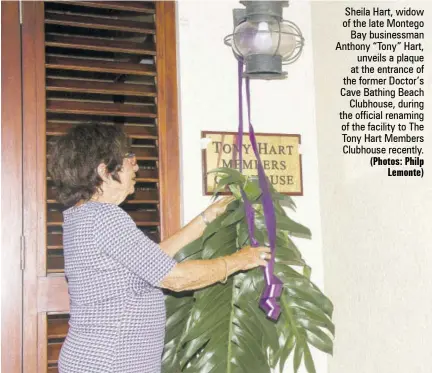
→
(162, 168, 334, 373)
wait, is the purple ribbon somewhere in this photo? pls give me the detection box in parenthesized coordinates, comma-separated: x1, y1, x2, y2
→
(237, 61, 282, 320)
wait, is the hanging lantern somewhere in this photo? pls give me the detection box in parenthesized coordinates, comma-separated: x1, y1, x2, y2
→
(224, 1, 304, 79)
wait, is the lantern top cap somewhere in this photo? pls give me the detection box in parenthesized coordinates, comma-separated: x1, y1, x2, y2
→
(239, 1, 289, 22)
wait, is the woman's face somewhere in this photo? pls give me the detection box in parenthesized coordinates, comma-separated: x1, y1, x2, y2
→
(118, 153, 139, 198)
(98, 153, 139, 204)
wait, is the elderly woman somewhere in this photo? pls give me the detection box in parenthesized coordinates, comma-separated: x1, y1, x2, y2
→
(48, 124, 270, 373)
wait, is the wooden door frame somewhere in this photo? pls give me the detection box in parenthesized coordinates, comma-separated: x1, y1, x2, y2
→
(21, 2, 181, 372)
(1, 3, 24, 373)
(156, 1, 181, 239)
(22, 2, 47, 371)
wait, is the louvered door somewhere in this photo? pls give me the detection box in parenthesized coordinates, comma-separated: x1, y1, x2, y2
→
(22, 2, 180, 372)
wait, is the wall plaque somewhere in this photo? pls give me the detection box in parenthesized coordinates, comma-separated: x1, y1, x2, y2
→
(202, 131, 303, 196)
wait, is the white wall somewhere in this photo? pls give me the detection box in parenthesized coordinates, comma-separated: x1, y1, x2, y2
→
(311, 2, 432, 373)
(176, 1, 326, 372)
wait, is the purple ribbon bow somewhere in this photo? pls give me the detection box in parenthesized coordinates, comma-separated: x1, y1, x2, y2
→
(237, 61, 283, 321)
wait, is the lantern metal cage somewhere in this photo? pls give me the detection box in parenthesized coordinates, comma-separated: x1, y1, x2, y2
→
(224, 1, 305, 80)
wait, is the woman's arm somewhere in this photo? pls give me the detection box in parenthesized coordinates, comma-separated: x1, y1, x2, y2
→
(159, 213, 207, 257)
(159, 196, 235, 258)
(159, 245, 270, 292)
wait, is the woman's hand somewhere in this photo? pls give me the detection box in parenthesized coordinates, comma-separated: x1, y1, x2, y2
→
(202, 196, 236, 223)
(160, 196, 237, 257)
(230, 245, 271, 270)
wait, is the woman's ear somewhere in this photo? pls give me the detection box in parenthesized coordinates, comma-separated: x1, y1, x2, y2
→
(96, 163, 109, 181)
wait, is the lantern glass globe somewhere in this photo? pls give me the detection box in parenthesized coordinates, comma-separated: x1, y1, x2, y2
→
(233, 20, 279, 56)
(232, 19, 298, 60)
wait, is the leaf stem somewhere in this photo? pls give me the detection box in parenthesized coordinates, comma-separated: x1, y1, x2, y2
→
(226, 279, 236, 373)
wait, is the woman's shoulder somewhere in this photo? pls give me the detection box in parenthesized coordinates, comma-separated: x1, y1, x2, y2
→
(63, 201, 134, 229)
(91, 201, 128, 217)
(91, 202, 135, 227)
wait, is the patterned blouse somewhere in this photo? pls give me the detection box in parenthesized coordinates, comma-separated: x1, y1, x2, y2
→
(58, 202, 177, 373)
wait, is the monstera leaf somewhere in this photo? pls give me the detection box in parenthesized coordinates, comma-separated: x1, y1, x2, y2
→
(163, 168, 334, 373)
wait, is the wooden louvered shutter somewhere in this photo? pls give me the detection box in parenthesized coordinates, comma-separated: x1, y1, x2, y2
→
(22, 2, 180, 373)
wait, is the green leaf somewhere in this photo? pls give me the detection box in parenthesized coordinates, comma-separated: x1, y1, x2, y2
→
(162, 292, 195, 372)
(305, 326, 334, 355)
(244, 299, 279, 354)
(283, 279, 334, 318)
(207, 167, 245, 183)
(179, 334, 210, 368)
(243, 178, 262, 201)
(275, 240, 305, 266)
(293, 342, 304, 373)
(228, 183, 243, 199)
(295, 311, 335, 337)
(213, 175, 240, 194)
(201, 203, 239, 244)
(304, 343, 317, 373)
(303, 265, 312, 279)
(276, 215, 312, 239)
(236, 221, 250, 247)
(275, 333, 295, 373)
(253, 213, 311, 240)
(202, 227, 237, 259)
(279, 195, 297, 211)
(220, 205, 245, 228)
(254, 228, 267, 246)
(174, 238, 203, 262)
